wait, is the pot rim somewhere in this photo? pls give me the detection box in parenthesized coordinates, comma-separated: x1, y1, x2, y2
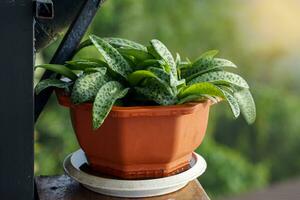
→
(55, 89, 213, 116)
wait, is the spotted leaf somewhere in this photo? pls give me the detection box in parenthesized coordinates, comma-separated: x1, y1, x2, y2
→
(218, 86, 240, 118)
(71, 71, 108, 104)
(182, 58, 237, 80)
(188, 71, 249, 89)
(135, 78, 176, 105)
(89, 35, 132, 79)
(93, 81, 129, 129)
(104, 37, 147, 51)
(234, 89, 256, 124)
(35, 79, 71, 95)
(150, 39, 178, 82)
(76, 37, 147, 54)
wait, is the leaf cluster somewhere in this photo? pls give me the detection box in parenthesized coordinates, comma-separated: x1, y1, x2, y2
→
(35, 35, 256, 129)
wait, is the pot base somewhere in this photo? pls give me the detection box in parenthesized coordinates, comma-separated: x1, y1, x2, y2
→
(88, 154, 192, 179)
(63, 149, 207, 198)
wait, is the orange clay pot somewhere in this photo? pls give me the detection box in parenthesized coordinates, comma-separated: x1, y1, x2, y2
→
(56, 89, 211, 179)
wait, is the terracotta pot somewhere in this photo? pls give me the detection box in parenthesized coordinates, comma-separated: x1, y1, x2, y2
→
(56, 89, 211, 179)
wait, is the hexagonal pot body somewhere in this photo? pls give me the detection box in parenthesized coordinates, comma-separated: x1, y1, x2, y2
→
(56, 90, 211, 179)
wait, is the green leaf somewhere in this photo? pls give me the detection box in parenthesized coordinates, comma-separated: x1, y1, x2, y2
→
(198, 50, 219, 59)
(65, 59, 107, 71)
(175, 53, 181, 67)
(93, 81, 129, 129)
(117, 48, 153, 61)
(71, 71, 108, 104)
(179, 82, 225, 99)
(84, 67, 107, 74)
(188, 71, 249, 89)
(35, 79, 71, 95)
(234, 89, 256, 124)
(177, 94, 204, 104)
(135, 78, 177, 105)
(150, 39, 178, 81)
(35, 64, 77, 81)
(127, 70, 157, 86)
(182, 58, 237, 80)
(139, 59, 162, 68)
(89, 35, 132, 79)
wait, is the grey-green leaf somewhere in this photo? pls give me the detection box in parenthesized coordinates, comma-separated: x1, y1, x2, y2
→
(234, 89, 256, 124)
(150, 39, 178, 81)
(188, 71, 249, 89)
(35, 79, 71, 95)
(182, 58, 237, 80)
(75, 37, 147, 54)
(135, 79, 176, 105)
(71, 71, 108, 104)
(219, 87, 240, 118)
(89, 35, 132, 78)
(104, 37, 147, 51)
(93, 81, 129, 129)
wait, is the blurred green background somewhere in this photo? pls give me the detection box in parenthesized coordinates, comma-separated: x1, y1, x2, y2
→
(35, 0, 300, 198)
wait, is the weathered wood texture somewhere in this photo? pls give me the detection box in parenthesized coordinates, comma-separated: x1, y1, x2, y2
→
(35, 175, 210, 200)
(0, 0, 34, 200)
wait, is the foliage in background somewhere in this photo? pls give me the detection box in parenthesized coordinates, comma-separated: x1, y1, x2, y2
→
(35, 0, 300, 198)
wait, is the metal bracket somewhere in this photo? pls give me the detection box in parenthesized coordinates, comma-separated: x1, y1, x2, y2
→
(34, 0, 54, 19)
(34, 0, 105, 122)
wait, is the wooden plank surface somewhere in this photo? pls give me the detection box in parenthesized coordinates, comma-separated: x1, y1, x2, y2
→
(35, 175, 210, 200)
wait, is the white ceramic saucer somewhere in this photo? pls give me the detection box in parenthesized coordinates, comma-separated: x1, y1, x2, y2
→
(63, 149, 206, 198)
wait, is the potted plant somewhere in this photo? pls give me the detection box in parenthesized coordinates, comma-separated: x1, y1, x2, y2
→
(35, 35, 256, 179)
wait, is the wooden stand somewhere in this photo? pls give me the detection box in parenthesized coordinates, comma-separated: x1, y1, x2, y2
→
(35, 175, 210, 200)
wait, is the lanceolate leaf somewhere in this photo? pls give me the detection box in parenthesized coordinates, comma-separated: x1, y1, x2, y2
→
(75, 37, 147, 54)
(84, 67, 107, 74)
(35, 79, 71, 95)
(234, 89, 256, 124)
(93, 81, 129, 129)
(89, 35, 132, 78)
(35, 64, 77, 81)
(71, 71, 108, 104)
(182, 58, 237, 80)
(135, 79, 176, 105)
(188, 71, 249, 89)
(127, 70, 157, 86)
(147, 67, 171, 86)
(177, 94, 204, 104)
(178, 82, 225, 99)
(139, 59, 162, 68)
(198, 50, 219, 59)
(150, 39, 178, 81)
(65, 59, 107, 71)
(218, 87, 240, 118)
(104, 37, 147, 51)
(117, 48, 153, 61)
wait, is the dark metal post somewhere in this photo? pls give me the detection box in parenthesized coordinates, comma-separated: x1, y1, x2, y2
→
(0, 0, 34, 199)
(34, 0, 105, 122)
